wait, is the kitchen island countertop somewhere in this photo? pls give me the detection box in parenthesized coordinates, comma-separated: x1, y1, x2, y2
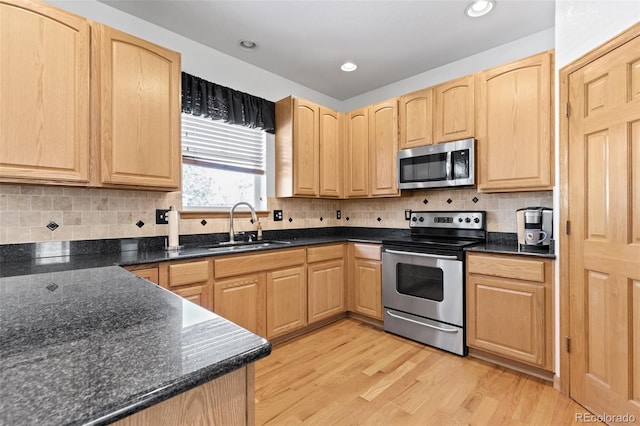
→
(0, 266, 271, 426)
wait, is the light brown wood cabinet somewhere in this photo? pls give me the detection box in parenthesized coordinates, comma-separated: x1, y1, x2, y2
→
(159, 258, 214, 311)
(93, 24, 181, 190)
(275, 97, 342, 198)
(0, 0, 181, 191)
(214, 248, 307, 339)
(345, 100, 399, 198)
(125, 264, 159, 284)
(476, 51, 554, 192)
(466, 253, 554, 371)
(348, 243, 383, 320)
(398, 88, 434, 149)
(433, 75, 475, 143)
(0, 0, 90, 185)
(307, 244, 346, 324)
(214, 273, 266, 337)
(266, 266, 307, 338)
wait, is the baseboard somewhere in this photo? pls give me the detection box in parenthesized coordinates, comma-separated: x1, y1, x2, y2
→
(468, 348, 555, 382)
(269, 313, 347, 346)
(346, 312, 383, 328)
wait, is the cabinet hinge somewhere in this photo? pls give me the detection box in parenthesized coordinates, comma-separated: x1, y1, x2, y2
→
(565, 220, 571, 235)
(565, 102, 571, 118)
(566, 336, 571, 353)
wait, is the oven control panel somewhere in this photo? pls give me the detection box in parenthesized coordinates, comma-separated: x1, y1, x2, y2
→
(409, 211, 485, 230)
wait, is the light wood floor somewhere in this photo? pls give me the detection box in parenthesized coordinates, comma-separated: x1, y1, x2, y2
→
(255, 318, 600, 425)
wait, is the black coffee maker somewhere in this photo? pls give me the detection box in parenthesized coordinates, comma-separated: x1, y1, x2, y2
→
(516, 207, 553, 248)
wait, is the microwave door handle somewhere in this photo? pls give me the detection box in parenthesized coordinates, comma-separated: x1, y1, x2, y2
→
(445, 151, 452, 180)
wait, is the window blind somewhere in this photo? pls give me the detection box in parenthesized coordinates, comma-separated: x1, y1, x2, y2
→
(181, 114, 266, 175)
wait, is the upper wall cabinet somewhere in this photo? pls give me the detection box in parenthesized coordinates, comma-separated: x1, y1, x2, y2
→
(476, 51, 553, 192)
(0, 0, 90, 184)
(0, 1, 181, 191)
(399, 88, 434, 149)
(318, 106, 343, 198)
(345, 100, 399, 198)
(433, 75, 475, 143)
(275, 96, 342, 198)
(93, 24, 181, 190)
(369, 100, 399, 197)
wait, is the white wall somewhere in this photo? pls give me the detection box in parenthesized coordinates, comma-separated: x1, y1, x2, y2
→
(556, 0, 640, 68)
(341, 28, 555, 111)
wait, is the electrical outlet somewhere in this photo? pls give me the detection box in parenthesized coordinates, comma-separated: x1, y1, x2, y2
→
(273, 210, 283, 221)
(156, 209, 169, 224)
(405, 209, 412, 220)
(336, 210, 341, 219)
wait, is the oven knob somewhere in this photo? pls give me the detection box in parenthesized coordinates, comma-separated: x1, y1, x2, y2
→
(465, 217, 471, 223)
(474, 217, 480, 223)
(411, 217, 417, 222)
(458, 218, 463, 222)
(418, 217, 425, 222)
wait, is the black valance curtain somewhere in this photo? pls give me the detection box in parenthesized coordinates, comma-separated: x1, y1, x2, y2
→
(181, 72, 275, 134)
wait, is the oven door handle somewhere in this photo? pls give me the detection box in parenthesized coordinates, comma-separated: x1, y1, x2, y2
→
(384, 249, 458, 261)
(386, 310, 459, 334)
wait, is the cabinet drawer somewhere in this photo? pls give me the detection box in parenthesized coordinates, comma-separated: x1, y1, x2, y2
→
(167, 260, 210, 287)
(467, 254, 546, 283)
(215, 248, 306, 279)
(352, 243, 381, 261)
(307, 244, 345, 263)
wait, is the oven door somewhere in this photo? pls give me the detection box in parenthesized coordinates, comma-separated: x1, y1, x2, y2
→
(382, 247, 463, 327)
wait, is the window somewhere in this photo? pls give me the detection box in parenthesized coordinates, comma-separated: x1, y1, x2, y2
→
(181, 114, 267, 210)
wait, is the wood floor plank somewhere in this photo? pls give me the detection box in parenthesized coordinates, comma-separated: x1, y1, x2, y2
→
(255, 318, 602, 426)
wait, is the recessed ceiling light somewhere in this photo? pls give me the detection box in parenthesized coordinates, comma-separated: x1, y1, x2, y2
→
(465, 0, 495, 17)
(341, 62, 357, 72)
(239, 40, 257, 50)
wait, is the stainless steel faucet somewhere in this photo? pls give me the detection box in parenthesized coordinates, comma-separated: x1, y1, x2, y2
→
(229, 202, 258, 243)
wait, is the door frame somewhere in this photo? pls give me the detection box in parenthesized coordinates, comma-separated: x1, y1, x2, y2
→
(558, 21, 640, 396)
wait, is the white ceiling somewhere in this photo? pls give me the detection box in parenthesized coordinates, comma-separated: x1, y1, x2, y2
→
(99, 0, 555, 100)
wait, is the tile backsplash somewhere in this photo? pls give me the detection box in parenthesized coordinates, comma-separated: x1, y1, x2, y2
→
(0, 184, 552, 244)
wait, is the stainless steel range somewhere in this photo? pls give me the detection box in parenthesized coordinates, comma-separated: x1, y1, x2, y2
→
(382, 210, 486, 356)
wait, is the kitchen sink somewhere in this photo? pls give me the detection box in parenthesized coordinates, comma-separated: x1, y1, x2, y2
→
(201, 240, 291, 253)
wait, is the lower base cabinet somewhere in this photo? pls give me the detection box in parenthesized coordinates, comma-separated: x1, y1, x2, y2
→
(113, 364, 254, 426)
(349, 243, 382, 320)
(266, 266, 307, 338)
(213, 248, 307, 339)
(214, 274, 266, 337)
(158, 258, 214, 311)
(466, 253, 554, 370)
(307, 244, 347, 324)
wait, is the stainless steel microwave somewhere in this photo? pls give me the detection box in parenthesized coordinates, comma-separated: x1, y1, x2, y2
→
(397, 138, 475, 190)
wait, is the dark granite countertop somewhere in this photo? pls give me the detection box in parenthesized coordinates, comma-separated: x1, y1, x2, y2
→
(0, 228, 400, 279)
(465, 232, 556, 259)
(0, 266, 271, 426)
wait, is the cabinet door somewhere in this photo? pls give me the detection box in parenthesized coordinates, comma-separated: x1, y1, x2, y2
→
(266, 266, 307, 338)
(293, 98, 319, 196)
(369, 100, 399, 197)
(319, 107, 343, 198)
(0, 1, 90, 184)
(214, 274, 266, 337)
(94, 24, 181, 190)
(467, 274, 547, 367)
(399, 88, 434, 149)
(477, 51, 553, 192)
(434, 75, 475, 143)
(160, 259, 213, 311)
(345, 108, 369, 197)
(173, 284, 212, 310)
(126, 266, 159, 284)
(308, 259, 346, 323)
(352, 258, 382, 320)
